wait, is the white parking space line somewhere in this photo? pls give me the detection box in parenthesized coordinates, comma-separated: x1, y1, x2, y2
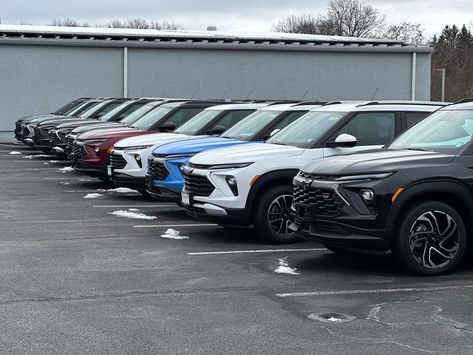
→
(93, 204, 176, 208)
(43, 177, 80, 180)
(275, 285, 473, 298)
(187, 248, 327, 256)
(133, 223, 217, 228)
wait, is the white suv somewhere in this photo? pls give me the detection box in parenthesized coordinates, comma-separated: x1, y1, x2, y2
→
(108, 103, 268, 191)
(182, 102, 446, 243)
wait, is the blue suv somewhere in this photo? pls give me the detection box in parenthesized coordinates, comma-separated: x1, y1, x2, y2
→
(146, 103, 321, 201)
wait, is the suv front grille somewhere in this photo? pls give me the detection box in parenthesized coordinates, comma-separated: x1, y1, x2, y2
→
(66, 137, 75, 152)
(50, 133, 61, 145)
(298, 171, 341, 181)
(184, 173, 214, 197)
(148, 159, 170, 180)
(293, 185, 346, 218)
(110, 154, 127, 170)
(72, 145, 87, 159)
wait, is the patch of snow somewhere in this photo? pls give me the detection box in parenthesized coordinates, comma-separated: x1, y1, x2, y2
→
(59, 166, 74, 172)
(79, 179, 93, 182)
(108, 187, 139, 194)
(8, 151, 22, 155)
(128, 208, 139, 212)
(43, 163, 49, 165)
(22, 155, 34, 159)
(274, 258, 299, 275)
(49, 160, 62, 163)
(109, 210, 157, 220)
(160, 228, 189, 240)
(60, 182, 71, 185)
(84, 193, 103, 199)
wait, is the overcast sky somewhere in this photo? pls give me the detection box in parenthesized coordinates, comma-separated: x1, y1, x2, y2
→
(1, 0, 471, 37)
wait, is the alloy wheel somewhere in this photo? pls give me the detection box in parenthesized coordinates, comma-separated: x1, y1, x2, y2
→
(408, 210, 460, 269)
(267, 194, 295, 238)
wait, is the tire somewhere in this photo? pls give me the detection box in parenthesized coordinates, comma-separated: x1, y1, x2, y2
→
(392, 201, 467, 276)
(253, 184, 301, 244)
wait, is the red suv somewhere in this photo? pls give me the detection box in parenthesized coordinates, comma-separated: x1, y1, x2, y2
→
(72, 100, 226, 179)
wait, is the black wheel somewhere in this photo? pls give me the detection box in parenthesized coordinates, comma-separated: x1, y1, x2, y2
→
(253, 185, 300, 244)
(392, 201, 467, 276)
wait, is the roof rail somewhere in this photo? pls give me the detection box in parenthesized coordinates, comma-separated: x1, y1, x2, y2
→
(293, 101, 327, 106)
(322, 101, 343, 106)
(453, 98, 473, 104)
(266, 100, 302, 106)
(357, 101, 449, 107)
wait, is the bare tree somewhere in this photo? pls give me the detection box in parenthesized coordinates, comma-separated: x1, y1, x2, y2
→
(273, 0, 384, 37)
(327, 0, 385, 37)
(383, 22, 425, 44)
(106, 18, 184, 30)
(50, 18, 89, 27)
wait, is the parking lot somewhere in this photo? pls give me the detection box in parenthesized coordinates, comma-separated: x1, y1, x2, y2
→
(2, 141, 473, 354)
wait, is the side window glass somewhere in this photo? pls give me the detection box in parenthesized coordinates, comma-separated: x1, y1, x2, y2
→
(166, 108, 202, 127)
(271, 111, 307, 131)
(337, 112, 395, 146)
(214, 110, 254, 129)
(406, 112, 428, 128)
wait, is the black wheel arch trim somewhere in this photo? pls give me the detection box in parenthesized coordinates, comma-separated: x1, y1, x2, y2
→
(385, 179, 473, 246)
(245, 169, 299, 216)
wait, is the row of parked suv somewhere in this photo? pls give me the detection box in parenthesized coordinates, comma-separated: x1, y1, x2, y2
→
(16, 96, 473, 276)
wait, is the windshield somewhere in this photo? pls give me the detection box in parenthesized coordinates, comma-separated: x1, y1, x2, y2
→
(130, 106, 174, 129)
(99, 102, 134, 121)
(267, 111, 346, 148)
(389, 109, 473, 153)
(120, 102, 162, 126)
(80, 101, 120, 119)
(221, 110, 281, 141)
(174, 110, 221, 135)
(54, 99, 84, 115)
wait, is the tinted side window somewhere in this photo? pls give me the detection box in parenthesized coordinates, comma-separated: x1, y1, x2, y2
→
(165, 108, 203, 127)
(271, 111, 307, 131)
(406, 112, 429, 129)
(338, 112, 395, 146)
(213, 110, 255, 130)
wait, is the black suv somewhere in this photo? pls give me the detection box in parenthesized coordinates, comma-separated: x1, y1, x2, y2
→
(291, 101, 473, 276)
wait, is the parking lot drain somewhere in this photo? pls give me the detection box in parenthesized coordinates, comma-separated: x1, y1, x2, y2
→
(308, 313, 356, 323)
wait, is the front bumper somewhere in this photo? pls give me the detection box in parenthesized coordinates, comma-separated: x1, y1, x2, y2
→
(110, 173, 146, 191)
(73, 161, 108, 178)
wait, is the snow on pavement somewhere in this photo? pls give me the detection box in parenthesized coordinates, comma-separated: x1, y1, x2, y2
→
(109, 209, 157, 220)
(8, 151, 22, 155)
(274, 258, 299, 275)
(84, 193, 103, 199)
(160, 228, 189, 240)
(59, 166, 74, 172)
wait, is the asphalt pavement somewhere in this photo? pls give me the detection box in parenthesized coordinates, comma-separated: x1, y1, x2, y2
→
(1, 141, 473, 354)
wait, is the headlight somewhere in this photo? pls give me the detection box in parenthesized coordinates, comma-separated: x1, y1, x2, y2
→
(206, 162, 254, 170)
(124, 145, 153, 151)
(84, 139, 109, 145)
(335, 172, 393, 181)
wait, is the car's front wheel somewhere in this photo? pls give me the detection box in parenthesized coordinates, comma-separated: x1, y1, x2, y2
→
(392, 201, 467, 276)
(253, 185, 301, 244)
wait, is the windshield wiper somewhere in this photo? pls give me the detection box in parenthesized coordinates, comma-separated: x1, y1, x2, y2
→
(404, 147, 431, 152)
(270, 142, 288, 146)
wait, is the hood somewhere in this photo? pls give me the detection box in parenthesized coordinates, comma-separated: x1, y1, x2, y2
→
(78, 127, 146, 141)
(29, 115, 69, 125)
(37, 118, 87, 128)
(301, 149, 456, 176)
(153, 137, 244, 156)
(58, 120, 115, 130)
(19, 114, 55, 123)
(69, 122, 123, 133)
(190, 142, 304, 165)
(115, 133, 188, 148)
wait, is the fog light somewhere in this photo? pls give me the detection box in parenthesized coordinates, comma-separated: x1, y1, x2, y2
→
(94, 147, 100, 155)
(178, 164, 186, 173)
(134, 154, 142, 168)
(226, 176, 238, 196)
(360, 189, 375, 201)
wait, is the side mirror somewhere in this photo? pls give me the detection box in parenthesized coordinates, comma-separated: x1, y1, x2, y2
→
(262, 129, 281, 141)
(158, 122, 176, 132)
(115, 114, 127, 121)
(207, 125, 226, 136)
(326, 134, 357, 148)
